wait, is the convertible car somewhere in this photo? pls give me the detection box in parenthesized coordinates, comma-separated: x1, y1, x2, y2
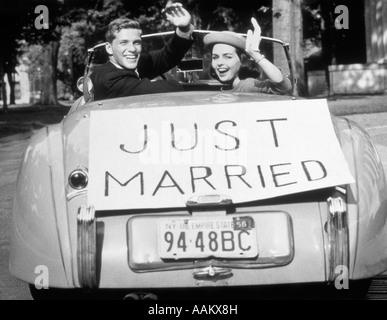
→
(9, 31, 387, 300)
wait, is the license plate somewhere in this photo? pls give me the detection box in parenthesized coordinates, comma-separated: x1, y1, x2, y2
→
(158, 216, 258, 259)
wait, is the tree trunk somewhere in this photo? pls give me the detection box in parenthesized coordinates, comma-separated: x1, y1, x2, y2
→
(0, 56, 7, 112)
(40, 41, 59, 105)
(7, 71, 15, 105)
(1, 74, 7, 111)
(320, 1, 336, 66)
(272, 0, 307, 96)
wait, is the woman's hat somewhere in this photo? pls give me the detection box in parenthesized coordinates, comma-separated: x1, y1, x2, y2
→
(203, 31, 246, 50)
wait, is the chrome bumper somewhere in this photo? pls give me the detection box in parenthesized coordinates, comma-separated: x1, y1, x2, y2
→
(327, 187, 349, 282)
(77, 205, 98, 288)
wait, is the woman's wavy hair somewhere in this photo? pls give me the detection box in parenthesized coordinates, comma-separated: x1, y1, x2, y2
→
(209, 46, 261, 83)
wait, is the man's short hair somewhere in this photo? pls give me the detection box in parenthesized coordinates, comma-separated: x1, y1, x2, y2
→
(105, 18, 141, 43)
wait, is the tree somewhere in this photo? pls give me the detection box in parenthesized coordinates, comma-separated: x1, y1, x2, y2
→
(184, 0, 272, 33)
(304, 0, 366, 67)
(1, 0, 314, 107)
(0, 55, 7, 111)
(19, 43, 45, 103)
(8, 0, 107, 105)
(272, 0, 306, 96)
(29, 0, 128, 104)
(19, 0, 83, 105)
(0, 1, 26, 110)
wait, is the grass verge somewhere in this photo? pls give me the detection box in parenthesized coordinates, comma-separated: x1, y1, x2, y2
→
(0, 105, 70, 138)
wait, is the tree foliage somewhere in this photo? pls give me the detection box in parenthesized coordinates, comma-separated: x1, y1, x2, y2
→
(0, 1, 31, 108)
(18, 0, 275, 104)
(302, 0, 367, 70)
(3, 0, 363, 104)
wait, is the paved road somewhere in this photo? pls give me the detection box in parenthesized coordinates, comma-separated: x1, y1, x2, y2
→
(0, 133, 33, 300)
(1, 112, 387, 300)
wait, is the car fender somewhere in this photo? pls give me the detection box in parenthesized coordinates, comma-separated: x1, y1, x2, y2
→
(335, 116, 387, 279)
(9, 124, 74, 288)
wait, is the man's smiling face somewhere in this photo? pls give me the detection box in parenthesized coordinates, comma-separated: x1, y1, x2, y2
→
(106, 28, 142, 70)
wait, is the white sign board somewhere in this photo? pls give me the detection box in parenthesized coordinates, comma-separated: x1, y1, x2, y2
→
(88, 99, 354, 210)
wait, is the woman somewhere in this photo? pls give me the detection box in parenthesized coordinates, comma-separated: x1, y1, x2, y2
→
(203, 18, 292, 95)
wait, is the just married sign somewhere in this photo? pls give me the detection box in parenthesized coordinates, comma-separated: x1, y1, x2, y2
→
(88, 99, 354, 210)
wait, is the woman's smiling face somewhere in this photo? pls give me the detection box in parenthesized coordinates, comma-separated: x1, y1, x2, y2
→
(211, 43, 242, 84)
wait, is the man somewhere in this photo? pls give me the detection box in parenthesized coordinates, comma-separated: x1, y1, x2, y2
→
(91, 2, 194, 101)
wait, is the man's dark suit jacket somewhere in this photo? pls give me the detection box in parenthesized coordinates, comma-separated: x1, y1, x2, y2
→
(90, 32, 193, 101)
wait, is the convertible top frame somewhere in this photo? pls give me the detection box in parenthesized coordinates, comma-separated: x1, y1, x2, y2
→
(83, 30, 297, 98)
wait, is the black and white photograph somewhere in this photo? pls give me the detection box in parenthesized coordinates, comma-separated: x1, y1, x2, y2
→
(1, 0, 387, 307)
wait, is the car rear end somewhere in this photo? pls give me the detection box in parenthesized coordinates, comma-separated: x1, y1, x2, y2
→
(64, 94, 349, 291)
(10, 92, 387, 299)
